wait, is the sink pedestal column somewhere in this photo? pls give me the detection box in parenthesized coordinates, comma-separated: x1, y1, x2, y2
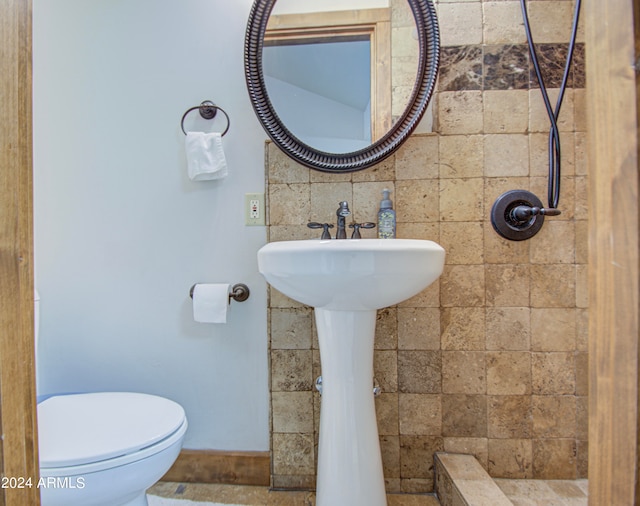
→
(314, 308, 387, 506)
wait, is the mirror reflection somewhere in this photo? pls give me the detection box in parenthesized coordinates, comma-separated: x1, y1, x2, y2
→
(263, 0, 419, 155)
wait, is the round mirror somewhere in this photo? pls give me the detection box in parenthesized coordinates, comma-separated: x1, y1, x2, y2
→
(245, 0, 440, 173)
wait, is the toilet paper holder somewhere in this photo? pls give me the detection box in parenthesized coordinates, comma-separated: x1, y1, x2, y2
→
(189, 283, 250, 304)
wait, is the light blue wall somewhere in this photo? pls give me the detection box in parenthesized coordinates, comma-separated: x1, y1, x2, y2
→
(32, 0, 270, 451)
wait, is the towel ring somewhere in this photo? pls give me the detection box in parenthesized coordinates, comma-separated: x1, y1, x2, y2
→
(181, 101, 230, 136)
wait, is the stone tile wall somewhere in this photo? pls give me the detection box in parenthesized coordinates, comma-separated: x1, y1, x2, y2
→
(265, 0, 587, 493)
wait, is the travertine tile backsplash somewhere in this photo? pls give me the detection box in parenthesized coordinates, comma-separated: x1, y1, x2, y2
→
(266, 0, 586, 493)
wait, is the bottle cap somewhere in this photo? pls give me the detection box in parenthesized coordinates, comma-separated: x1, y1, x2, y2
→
(380, 189, 393, 209)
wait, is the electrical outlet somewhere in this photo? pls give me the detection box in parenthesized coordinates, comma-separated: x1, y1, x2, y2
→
(245, 193, 265, 226)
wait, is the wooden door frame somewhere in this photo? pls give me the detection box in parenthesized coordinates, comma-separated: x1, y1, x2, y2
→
(0, 0, 40, 504)
(586, 0, 640, 503)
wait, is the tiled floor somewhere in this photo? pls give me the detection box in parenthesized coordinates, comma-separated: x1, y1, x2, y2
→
(149, 482, 441, 506)
(150, 479, 588, 505)
(496, 479, 589, 506)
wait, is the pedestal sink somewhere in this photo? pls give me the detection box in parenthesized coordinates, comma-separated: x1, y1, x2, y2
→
(258, 239, 445, 506)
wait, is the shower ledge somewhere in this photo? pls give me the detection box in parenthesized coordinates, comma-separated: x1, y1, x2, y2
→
(434, 453, 513, 506)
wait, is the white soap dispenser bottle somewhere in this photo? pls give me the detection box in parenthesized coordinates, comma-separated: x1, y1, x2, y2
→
(377, 189, 396, 239)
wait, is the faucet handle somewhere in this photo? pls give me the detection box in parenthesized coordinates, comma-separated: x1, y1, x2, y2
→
(308, 222, 334, 240)
(349, 222, 376, 239)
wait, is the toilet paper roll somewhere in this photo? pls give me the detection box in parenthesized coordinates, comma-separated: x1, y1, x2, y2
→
(192, 283, 229, 323)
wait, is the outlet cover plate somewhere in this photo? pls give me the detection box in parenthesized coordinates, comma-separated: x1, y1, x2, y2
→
(245, 192, 265, 226)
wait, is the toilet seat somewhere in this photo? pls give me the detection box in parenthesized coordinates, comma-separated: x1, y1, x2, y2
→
(38, 392, 187, 473)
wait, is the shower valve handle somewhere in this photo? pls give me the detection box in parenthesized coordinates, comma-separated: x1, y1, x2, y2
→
(511, 205, 561, 222)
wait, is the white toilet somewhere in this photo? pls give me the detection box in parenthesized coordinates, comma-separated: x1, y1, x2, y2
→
(35, 292, 188, 506)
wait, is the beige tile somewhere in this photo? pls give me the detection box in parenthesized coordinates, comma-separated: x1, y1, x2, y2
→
(396, 221, 440, 243)
(268, 224, 315, 242)
(400, 478, 434, 495)
(530, 264, 575, 308)
(575, 221, 588, 267)
(399, 393, 442, 436)
(574, 131, 588, 176)
(150, 482, 317, 506)
(267, 142, 310, 184)
(529, 220, 576, 264)
(547, 479, 588, 499)
(398, 350, 442, 393)
(485, 264, 530, 307)
(269, 287, 306, 309)
(396, 135, 439, 180)
(442, 394, 487, 437)
(529, 131, 575, 178)
(488, 395, 533, 439)
(399, 279, 440, 309)
(530, 177, 576, 223)
(488, 439, 533, 478)
(532, 395, 576, 438)
(268, 184, 310, 226)
(309, 169, 351, 183)
(376, 392, 400, 435)
(486, 307, 531, 351)
(440, 307, 486, 351)
(439, 178, 484, 222)
(272, 391, 314, 433)
(437, 91, 484, 135)
(272, 433, 315, 476)
(437, 2, 483, 46)
(484, 134, 529, 177)
(532, 439, 577, 479)
(575, 308, 588, 352)
(484, 217, 531, 265)
(440, 222, 484, 264)
(575, 352, 588, 397)
(270, 308, 313, 350)
(375, 350, 399, 393)
(441, 265, 485, 307)
(376, 307, 399, 350)
(309, 182, 352, 225)
(442, 351, 486, 395)
(400, 436, 444, 483)
(483, 1, 527, 44)
(531, 308, 576, 351)
(443, 438, 489, 470)
(353, 181, 395, 227)
(574, 176, 588, 221)
(396, 179, 440, 222)
(398, 307, 441, 350)
(352, 155, 396, 182)
(531, 352, 575, 395)
(527, 1, 582, 43)
(381, 435, 401, 486)
(455, 478, 515, 506)
(486, 352, 532, 395)
(483, 90, 529, 133)
(530, 88, 574, 133)
(495, 478, 557, 501)
(271, 349, 313, 392)
(439, 135, 484, 179)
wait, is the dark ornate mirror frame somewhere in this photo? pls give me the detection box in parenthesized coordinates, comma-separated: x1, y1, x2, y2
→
(244, 0, 440, 173)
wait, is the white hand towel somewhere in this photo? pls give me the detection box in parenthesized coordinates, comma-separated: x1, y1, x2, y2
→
(185, 132, 228, 181)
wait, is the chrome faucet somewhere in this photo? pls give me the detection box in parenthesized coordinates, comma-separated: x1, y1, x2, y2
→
(336, 201, 351, 239)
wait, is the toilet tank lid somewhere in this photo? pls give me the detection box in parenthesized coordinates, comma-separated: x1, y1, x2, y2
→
(37, 392, 186, 468)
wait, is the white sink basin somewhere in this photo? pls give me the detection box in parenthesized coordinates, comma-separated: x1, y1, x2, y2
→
(258, 238, 445, 506)
(257, 238, 445, 311)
